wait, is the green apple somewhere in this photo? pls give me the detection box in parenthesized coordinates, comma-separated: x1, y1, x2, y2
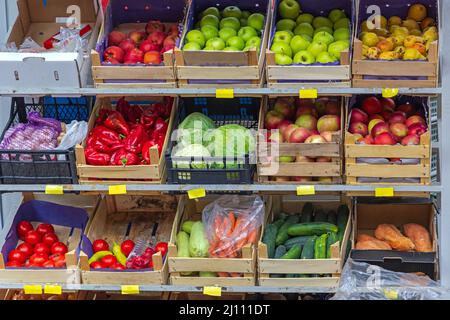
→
(316, 51, 338, 64)
(328, 40, 349, 59)
(238, 26, 258, 42)
(296, 13, 314, 25)
(227, 36, 245, 50)
(222, 6, 242, 19)
(274, 31, 293, 44)
(203, 46, 216, 51)
(240, 18, 248, 27)
(293, 50, 315, 64)
(276, 19, 296, 31)
(313, 31, 334, 46)
(223, 46, 240, 51)
(313, 16, 333, 29)
(183, 42, 202, 51)
(201, 25, 219, 41)
(275, 53, 293, 65)
(201, 7, 221, 19)
(186, 30, 206, 48)
(247, 13, 265, 32)
(334, 28, 350, 41)
(246, 36, 261, 48)
(278, 0, 301, 20)
(301, 34, 312, 42)
(271, 41, 293, 58)
(314, 26, 334, 35)
(220, 17, 241, 31)
(307, 41, 327, 58)
(328, 9, 346, 23)
(201, 15, 220, 28)
(194, 22, 201, 30)
(219, 27, 237, 42)
(243, 46, 260, 55)
(205, 37, 226, 50)
(334, 18, 350, 30)
(294, 23, 314, 37)
(290, 35, 311, 54)
(241, 11, 251, 19)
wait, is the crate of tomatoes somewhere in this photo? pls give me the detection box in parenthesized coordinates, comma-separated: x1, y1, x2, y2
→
(0, 199, 89, 284)
(76, 96, 176, 184)
(79, 195, 177, 285)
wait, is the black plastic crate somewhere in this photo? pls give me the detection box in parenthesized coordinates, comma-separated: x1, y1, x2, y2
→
(166, 97, 260, 184)
(0, 97, 92, 184)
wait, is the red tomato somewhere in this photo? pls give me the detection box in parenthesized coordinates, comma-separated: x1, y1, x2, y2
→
(42, 260, 55, 268)
(111, 263, 126, 270)
(90, 261, 104, 269)
(33, 243, 50, 255)
(6, 261, 23, 267)
(51, 242, 68, 255)
(92, 239, 109, 253)
(25, 230, 42, 245)
(29, 253, 48, 265)
(42, 233, 59, 246)
(155, 242, 168, 257)
(36, 223, 54, 236)
(16, 242, 34, 258)
(17, 221, 33, 240)
(50, 254, 66, 268)
(100, 254, 117, 267)
(121, 239, 135, 257)
(28, 263, 42, 268)
(8, 249, 27, 263)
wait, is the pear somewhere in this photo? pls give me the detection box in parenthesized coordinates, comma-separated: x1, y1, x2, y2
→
(410, 29, 422, 36)
(362, 44, 370, 57)
(394, 46, 406, 58)
(379, 51, 397, 60)
(402, 19, 420, 32)
(373, 28, 389, 37)
(423, 27, 438, 42)
(421, 18, 436, 30)
(362, 32, 379, 47)
(408, 4, 427, 22)
(403, 47, 421, 60)
(388, 16, 402, 26)
(367, 47, 381, 59)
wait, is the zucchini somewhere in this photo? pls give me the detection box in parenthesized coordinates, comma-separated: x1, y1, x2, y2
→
(326, 232, 338, 259)
(327, 210, 337, 225)
(276, 215, 300, 246)
(287, 222, 338, 237)
(262, 224, 278, 258)
(281, 245, 302, 259)
(301, 236, 316, 259)
(300, 203, 314, 223)
(284, 236, 313, 250)
(337, 205, 350, 247)
(314, 234, 328, 259)
(274, 245, 287, 259)
(314, 209, 327, 222)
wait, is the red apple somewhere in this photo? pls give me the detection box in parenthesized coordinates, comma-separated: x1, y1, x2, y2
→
(320, 131, 334, 142)
(380, 98, 396, 111)
(349, 122, 368, 136)
(104, 58, 120, 64)
(389, 111, 407, 124)
(269, 131, 283, 143)
(274, 99, 295, 119)
(368, 119, 384, 133)
(390, 123, 408, 141)
(147, 31, 166, 47)
(146, 20, 165, 34)
(369, 114, 384, 121)
(408, 123, 427, 136)
(168, 24, 179, 37)
(305, 135, 326, 144)
(124, 48, 144, 64)
(163, 36, 177, 49)
(350, 108, 369, 124)
(401, 134, 420, 146)
(278, 120, 293, 135)
(265, 111, 284, 130)
(371, 121, 390, 137)
(283, 124, 299, 141)
(143, 51, 162, 64)
(295, 115, 317, 131)
(313, 98, 328, 116)
(119, 39, 136, 52)
(362, 96, 382, 115)
(352, 133, 364, 141)
(317, 115, 340, 133)
(397, 103, 416, 117)
(140, 39, 160, 53)
(296, 105, 318, 119)
(104, 46, 125, 63)
(129, 31, 146, 45)
(325, 100, 340, 116)
(357, 135, 374, 145)
(374, 132, 397, 145)
(289, 128, 312, 143)
(108, 31, 126, 46)
(295, 98, 315, 110)
(381, 109, 393, 121)
(406, 115, 426, 128)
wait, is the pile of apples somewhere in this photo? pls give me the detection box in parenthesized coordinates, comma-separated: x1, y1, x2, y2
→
(104, 20, 179, 65)
(359, 3, 438, 61)
(349, 96, 428, 146)
(183, 6, 265, 52)
(265, 97, 341, 183)
(271, 0, 351, 65)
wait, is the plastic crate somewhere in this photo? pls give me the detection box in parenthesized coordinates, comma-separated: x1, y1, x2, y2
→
(165, 97, 261, 184)
(0, 97, 91, 184)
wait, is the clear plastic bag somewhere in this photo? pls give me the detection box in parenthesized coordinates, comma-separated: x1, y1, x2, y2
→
(18, 37, 46, 53)
(202, 195, 264, 258)
(55, 120, 88, 151)
(332, 259, 450, 300)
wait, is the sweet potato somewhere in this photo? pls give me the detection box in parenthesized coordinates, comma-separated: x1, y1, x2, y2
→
(356, 240, 392, 250)
(374, 224, 415, 251)
(404, 223, 433, 252)
(357, 234, 378, 243)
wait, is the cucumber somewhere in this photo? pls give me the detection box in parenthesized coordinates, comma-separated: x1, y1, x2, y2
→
(181, 221, 195, 234)
(287, 222, 338, 237)
(301, 236, 316, 259)
(314, 234, 328, 259)
(284, 236, 313, 250)
(314, 209, 327, 222)
(281, 245, 302, 259)
(300, 203, 314, 223)
(327, 210, 337, 225)
(337, 205, 350, 247)
(262, 224, 278, 258)
(272, 218, 286, 231)
(326, 232, 338, 259)
(274, 245, 287, 259)
(276, 215, 300, 246)
(199, 272, 217, 277)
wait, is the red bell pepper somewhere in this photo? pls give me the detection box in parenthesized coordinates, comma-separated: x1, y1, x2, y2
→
(142, 133, 165, 164)
(123, 124, 146, 154)
(95, 109, 112, 126)
(104, 111, 130, 136)
(85, 147, 111, 166)
(87, 135, 124, 154)
(117, 97, 143, 123)
(90, 126, 122, 146)
(110, 148, 139, 166)
(140, 110, 157, 131)
(153, 118, 168, 135)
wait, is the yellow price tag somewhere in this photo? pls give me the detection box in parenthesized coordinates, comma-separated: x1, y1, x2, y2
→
(382, 88, 399, 98)
(383, 289, 399, 300)
(203, 286, 222, 297)
(44, 284, 62, 295)
(216, 89, 234, 99)
(375, 187, 394, 197)
(297, 185, 316, 196)
(109, 185, 127, 195)
(121, 285, 140, 295)
(24, 285, 42, 295)
(45, 185, 63, 195)
(299, 89, 318, 99)
(188, 188, 206, 199)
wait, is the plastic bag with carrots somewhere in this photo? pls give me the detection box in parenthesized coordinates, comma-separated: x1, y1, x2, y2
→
(202, 195, 264, 259)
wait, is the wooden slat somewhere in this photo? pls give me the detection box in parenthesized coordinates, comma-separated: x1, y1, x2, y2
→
(267, 81, 352, 88)
(345, 144, 430, 158)
(168, 257, 254, 273)
(182, 50, 251, 66)
(78, 165, 161, 180)
(177, 66, 260, 80)
(261, 142, 341, 157)
(81, 269, 166, 285)
(259, 258, 340, 274)
(353, 78, 437, 88)
(92, 66, 175, 80)
(0, 269, 79, 284)
(258, 162, 341, 177)
(267, 65, 350, 81)
(94, 82, 176, 89)
(258, 277, 339, 288)
(170, 276, 255, 286)
(353, 60, 437, 77)
(346, 164, 430, 178)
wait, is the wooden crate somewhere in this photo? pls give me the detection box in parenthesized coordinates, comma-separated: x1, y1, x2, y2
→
(174, 1, 271, 88)
(168, 196, 264, 286)
(257, 98, 344, 184)
(76, 96, 176, 184)
(79, 195, 177, 285)
(258, 195, 352, 288)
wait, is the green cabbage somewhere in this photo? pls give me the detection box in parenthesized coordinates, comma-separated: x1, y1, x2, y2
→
(173, 144, 211, 169)
(177, 112, 216, 146)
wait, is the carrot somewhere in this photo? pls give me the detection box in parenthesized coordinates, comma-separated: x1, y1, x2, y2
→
(246, 229, 257, 244)
(228, 211, 236, 232)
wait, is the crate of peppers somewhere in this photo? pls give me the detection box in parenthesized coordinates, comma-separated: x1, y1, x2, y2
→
(76, 96, 176, 183)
